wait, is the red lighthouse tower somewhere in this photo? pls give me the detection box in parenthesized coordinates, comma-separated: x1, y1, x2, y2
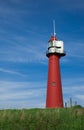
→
(46, 24, 66, 108)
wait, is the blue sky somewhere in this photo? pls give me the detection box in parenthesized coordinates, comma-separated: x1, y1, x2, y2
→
(0, 0, 84, 109)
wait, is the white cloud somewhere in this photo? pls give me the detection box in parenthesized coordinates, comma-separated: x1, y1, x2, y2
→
(0, 3, 25, 18)
(62, 77, 84, 106)
(63, 85, 84, 95)
(0, 0, 38, 18)
(75, 95, 84, 100)
(66, 41, 84, 58)
(73, 94, 84, 106)
(0, 68, 26, 77)
(62, 77, 84, 93)
(0, 33, 46, 63)
(0, 77, 84, 109)
(0, 80, 46, 109)
(0, 100, 45, 109)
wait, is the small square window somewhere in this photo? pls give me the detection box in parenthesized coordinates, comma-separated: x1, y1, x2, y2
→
(52, 82, 56, 86)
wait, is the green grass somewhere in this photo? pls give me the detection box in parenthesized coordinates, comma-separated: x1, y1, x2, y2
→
(0, 107, 84, 130)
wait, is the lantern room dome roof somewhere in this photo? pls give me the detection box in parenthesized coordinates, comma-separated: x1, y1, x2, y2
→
(48, 36, 58, 42)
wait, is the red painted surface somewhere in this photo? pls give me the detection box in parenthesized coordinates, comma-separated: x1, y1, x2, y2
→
(46, 54, 63, 108)
(48, 36, 58, 42)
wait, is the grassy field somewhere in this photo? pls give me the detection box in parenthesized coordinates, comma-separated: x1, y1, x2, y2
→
(0, 106, 84, 130)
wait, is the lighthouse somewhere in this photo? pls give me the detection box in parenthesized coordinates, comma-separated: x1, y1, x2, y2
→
(46, 22, 66, 108)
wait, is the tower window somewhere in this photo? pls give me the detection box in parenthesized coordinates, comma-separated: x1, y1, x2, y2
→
(52, 82, 56, 86)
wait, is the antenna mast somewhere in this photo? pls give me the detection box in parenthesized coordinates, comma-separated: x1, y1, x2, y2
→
(53, 20, 56, 37)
